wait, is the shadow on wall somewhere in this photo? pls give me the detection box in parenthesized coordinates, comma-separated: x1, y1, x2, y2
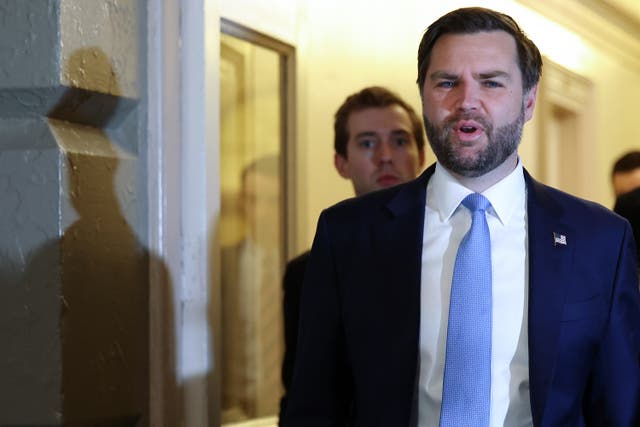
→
(4, 47, 179, 427)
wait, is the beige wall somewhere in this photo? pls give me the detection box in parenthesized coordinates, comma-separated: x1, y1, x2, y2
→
(518, 0, 640, 207)
(222, 0, 640, 253)
(589, 55, 640, 203)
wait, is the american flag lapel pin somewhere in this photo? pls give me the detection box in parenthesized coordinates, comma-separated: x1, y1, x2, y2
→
(553, 232, 567, 246)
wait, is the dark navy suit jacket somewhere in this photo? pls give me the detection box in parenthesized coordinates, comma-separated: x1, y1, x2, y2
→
(284, 164, 640, 427)
(280, 250, 310, 426)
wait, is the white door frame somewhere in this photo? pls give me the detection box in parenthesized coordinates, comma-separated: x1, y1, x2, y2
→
(147, 0, 222, 425)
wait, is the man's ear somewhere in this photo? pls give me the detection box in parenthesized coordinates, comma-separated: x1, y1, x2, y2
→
(418, 148, 426, 169)
(334, 153, 351, 179)
(523, 84, 538, 122)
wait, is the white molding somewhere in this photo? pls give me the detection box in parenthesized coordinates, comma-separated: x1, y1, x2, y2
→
(180, 0, 221, 426)
(518, 0, 640, 72)
(535, 58, 596, 199)
(147, 0, 183, 424)
(220, 0, 297, 45)
(147, 0, 221, 425)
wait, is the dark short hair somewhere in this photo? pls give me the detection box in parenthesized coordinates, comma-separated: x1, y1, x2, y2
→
(417, 7, 542, 93)
(614, 187, 640, 262)
(334, 86, 425, 158)
(611, 151, 640, 179)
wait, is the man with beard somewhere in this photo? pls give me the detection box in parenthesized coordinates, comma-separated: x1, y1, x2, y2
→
(283, 7, 640, 427)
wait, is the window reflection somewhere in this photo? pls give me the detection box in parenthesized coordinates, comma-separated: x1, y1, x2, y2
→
(219, 32, 285, 425)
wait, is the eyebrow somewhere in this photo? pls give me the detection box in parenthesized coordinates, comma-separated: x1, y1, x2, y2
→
(476, 70, 511, 80)
(429, 71, 457, 81)
(354, 131, 378, 139)
(354, 129, 410, 138)
(429, 70, 511, 81)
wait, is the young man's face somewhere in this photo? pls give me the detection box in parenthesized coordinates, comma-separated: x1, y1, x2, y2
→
(334, 105, 425, 196)
(421, 31, 537, 179)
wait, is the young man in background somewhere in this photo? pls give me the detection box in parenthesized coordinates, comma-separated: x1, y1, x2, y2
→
(280, 86, 426, 424)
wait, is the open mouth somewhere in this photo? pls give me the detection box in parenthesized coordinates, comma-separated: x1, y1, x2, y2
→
(460, 124, 478, 133)
(454, 120, 485, 141)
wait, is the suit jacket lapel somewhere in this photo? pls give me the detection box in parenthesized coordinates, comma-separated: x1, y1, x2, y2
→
(375, 165, 433, 321)
(370, 165, 433, 421)
(525, 171, 576, 425)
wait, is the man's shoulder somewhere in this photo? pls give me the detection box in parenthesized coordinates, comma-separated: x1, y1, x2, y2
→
(285, 250, 311, 275)
(527, 174, 625, 227)
(322, 167, 433, 221)
(327, 188, 396, 217)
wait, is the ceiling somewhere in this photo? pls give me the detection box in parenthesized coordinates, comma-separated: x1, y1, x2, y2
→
(519, 0, 640, 41)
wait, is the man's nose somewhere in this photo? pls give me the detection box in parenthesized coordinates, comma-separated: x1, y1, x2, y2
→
(455, 81, 480, 111)
(375, 141, 393, 163)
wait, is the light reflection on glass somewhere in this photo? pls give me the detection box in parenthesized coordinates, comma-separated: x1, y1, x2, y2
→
(219, 33, 284, 425)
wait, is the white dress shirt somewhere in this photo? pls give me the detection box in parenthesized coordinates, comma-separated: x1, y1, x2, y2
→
(418, 161, 532, 426)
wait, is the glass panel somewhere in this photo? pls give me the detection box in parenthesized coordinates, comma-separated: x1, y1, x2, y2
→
(219, 33, 284, 425)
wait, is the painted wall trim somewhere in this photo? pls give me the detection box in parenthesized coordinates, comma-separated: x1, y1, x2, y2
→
(147, 0, 221, 425)
(518, 0, 640, 72)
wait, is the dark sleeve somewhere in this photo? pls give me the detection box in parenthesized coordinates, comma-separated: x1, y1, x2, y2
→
(279, 251, 310, 424)
(613, 187, 640, 264)
(283, 212, 350, 426)
(585, 220, 640, 426)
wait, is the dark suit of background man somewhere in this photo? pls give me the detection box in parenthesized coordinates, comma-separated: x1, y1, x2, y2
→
(279, 86, 426, 424)
(285, 7, 640, 427)
(612, 150, 640, 266)
(611, 150, 640, 198)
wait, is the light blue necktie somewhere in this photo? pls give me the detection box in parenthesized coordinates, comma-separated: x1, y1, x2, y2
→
(440, 193, 492, 427)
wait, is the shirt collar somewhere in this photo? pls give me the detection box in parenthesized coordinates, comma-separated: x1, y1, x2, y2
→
(427, 160, 526, 225)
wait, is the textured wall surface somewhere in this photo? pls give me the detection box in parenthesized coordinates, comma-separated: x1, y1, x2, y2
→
(60, 0, 139, 98)
(0, 120, 63, 425)
(0, 0, 60, 88)
(0, 1, 148, 425)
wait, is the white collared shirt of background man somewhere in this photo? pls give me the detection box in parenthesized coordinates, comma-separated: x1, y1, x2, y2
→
(418, 161, 532, 426)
